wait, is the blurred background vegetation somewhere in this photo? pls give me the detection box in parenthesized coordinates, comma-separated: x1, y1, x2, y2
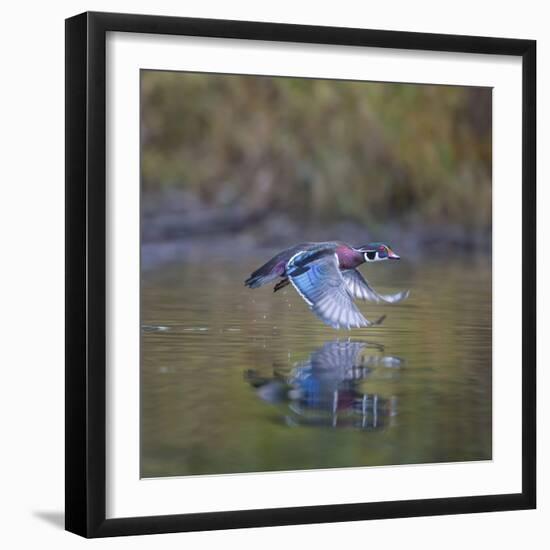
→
(141, 71, 491, 258)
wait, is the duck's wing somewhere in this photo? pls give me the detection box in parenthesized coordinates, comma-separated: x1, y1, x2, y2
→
(287, 251, 377, 329)
(342, 269, 410, 304)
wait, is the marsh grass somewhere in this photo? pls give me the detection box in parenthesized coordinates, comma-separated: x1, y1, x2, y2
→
(141, 72, 491, 232)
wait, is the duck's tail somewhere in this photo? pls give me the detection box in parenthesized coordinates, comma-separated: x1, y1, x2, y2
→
(245, 256, 286, 289)
(245, 267, 282, 289)
(245, 271, 280, 288)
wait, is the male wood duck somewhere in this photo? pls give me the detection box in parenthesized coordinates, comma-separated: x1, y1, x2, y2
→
(245, 242, 409, 329)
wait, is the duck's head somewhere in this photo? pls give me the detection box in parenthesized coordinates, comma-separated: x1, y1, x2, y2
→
(356, 243, 400, 263)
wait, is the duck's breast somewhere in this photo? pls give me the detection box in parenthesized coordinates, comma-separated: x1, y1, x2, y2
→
(335, 245, 363, 270)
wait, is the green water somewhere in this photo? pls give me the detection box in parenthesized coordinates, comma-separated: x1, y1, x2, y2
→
(141, 254, 492, 478)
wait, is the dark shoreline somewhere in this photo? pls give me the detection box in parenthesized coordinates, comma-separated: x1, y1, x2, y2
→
(141, 212, 491, 271)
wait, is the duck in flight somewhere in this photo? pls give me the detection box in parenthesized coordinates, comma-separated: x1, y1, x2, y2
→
(245, 242, 409, 329)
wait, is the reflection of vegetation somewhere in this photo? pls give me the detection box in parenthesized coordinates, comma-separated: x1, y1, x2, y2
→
(142, 72, 491, 230)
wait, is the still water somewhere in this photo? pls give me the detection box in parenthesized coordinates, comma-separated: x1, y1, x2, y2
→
(141, 254, 492, 478)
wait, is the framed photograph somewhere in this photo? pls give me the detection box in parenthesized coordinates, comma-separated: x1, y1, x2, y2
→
(65, 11, 536, 538)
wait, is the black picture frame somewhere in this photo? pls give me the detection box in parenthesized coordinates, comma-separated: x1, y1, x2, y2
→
(65, 11, 536, 538)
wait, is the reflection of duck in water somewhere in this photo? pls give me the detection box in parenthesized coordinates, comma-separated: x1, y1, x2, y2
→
(245, 340, 403, 430)
(245, 242, 409, 329)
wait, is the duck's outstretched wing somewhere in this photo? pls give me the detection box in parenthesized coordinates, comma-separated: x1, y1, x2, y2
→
(342, 269, 410, 304)
(287, 251, 377, 329)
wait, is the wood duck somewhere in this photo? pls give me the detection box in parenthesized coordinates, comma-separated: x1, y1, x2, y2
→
(245, 242, 409, 329)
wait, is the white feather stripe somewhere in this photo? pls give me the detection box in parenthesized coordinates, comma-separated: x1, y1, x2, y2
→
(288, 276, 313, 306)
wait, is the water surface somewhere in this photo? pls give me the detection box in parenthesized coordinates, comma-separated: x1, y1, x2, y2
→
(141, 254, 491, 477)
